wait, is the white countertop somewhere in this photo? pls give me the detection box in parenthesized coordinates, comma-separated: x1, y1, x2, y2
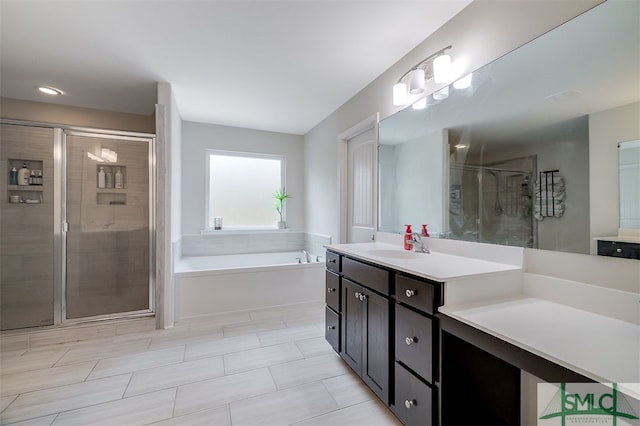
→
(440, 297, 640, 400)
(595, 235, 640, 244)
(325, 242, 520, 282)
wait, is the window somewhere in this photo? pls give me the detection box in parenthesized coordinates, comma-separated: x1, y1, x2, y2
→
(206, 150, 284, 229)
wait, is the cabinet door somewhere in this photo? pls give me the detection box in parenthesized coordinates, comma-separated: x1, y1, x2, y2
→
(394, 362, 433, 425)
(325, 270, 340, 312)
(325, 306, 340, 353)
(396, 304, 433, 382)
(362, 288, 390, 404)
(341, 278, 363, 374)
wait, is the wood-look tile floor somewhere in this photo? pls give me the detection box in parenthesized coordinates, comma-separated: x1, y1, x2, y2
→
(0, 302, 401, 426)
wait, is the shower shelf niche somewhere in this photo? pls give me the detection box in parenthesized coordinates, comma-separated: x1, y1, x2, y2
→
(96, 192, 127, 206)
(7, 158, 44, 204)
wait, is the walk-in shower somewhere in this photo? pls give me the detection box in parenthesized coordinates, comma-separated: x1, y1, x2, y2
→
(0, 122, 155, 331)
(449, 163, 535, 248)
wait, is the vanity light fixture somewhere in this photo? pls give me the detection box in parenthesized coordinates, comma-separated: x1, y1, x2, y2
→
(392, 45, 452, 106)
(35, 85, 64, 96)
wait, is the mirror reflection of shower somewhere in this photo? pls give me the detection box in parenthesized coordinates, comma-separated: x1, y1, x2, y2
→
(449, 163, 535, 247)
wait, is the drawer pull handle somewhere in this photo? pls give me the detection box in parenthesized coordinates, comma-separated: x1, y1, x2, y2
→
(405, 289, 416, 298)
(328, 259, 337, 263)
(359, 294, 367, 301)
(327, 288, 335, 293)
(404, 399, 416, 409)
(405, 336, 417, 345)
(354, 291, 361, 299)
(327, 325, 336, 330)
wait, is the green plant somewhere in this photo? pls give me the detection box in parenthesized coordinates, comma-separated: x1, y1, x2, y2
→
(273, 188, 292, 222)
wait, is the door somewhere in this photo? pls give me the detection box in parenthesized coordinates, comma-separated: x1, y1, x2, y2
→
(347, 128, 377, 243)
(64, 131, 153, 321)
(341, 278, 364, 373)
(362, 287, 389, 404)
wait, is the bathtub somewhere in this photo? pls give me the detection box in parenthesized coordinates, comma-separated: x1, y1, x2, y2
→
(175, 251, 325, 319)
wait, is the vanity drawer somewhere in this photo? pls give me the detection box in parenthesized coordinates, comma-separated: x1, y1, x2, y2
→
(394, 362, 434, 426)
(325, 306, 340, 353)
(395, 304, 433, 382)
(325, 271, 340, 312)
(326, 251, 341, 273)
(342, 257, 390, 295)
(395, 274, 439, 315)
(597, 240, 640, 260)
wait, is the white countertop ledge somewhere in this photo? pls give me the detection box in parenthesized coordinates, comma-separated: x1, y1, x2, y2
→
(439, 297, 640, 400)
(325, 242, 520, 281)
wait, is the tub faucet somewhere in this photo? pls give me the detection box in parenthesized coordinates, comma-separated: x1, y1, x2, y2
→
(301, 250, 311, 263)
(408, 233, 430, 253)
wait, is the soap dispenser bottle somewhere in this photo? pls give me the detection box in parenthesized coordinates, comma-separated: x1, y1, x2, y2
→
(421, 224, 430, 237)
(98, 167, 106, 188)
(404, 224, 413, 250)
(17, 163, 30, 186)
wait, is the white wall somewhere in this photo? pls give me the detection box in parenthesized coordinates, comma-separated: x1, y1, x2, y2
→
(304, 0, 601, 243)
(181, 121, 304, 235)
(156, 82, 182, 328)
(589, 101, 640, 252)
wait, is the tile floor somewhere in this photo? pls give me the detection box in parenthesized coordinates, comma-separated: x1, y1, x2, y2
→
(0, 302, 401, 426)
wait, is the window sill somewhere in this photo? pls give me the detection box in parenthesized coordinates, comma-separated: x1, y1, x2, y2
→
(200, 227, 295, 235)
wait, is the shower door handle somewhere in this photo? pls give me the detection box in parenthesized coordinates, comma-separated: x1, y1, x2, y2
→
(62, 222, 69, 233)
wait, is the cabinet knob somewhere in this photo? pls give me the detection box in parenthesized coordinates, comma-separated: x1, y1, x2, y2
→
(616, 248, 623, 253)
(328, 258, 337, 263)
(405, 336, 417, 345)
(405, 289, 416, 298)
(327, 325, 336, 330)
(354, 291, 361, 299)
(404, 399, 416, 409)
(327, 288, 335, 293)
(359, 294, 367, 301)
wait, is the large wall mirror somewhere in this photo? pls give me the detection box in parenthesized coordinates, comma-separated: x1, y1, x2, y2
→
(378, 0, 639, 255)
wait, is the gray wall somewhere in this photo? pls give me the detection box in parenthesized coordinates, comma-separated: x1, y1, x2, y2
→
(181, 121, 304, 235)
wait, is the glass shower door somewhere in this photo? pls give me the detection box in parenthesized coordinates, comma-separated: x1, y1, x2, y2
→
(64, 131, 153, 320)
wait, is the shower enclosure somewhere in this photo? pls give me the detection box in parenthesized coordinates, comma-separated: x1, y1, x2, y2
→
(449, 164, 535, 248)
(0, 122, 154, 331)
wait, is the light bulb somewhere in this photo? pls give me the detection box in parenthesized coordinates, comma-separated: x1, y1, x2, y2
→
(433, 54, 452, 84)
(393, 82, 408, 106)
(408, 69, 425, 94)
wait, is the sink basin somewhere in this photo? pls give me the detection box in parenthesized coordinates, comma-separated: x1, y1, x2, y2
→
(366, 249, 426, 259)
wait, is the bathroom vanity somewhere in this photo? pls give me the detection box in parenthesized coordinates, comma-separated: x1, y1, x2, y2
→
(324, 242, 639, 425)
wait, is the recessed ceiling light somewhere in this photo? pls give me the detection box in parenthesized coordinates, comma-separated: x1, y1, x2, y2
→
(35, 86, 64, 96)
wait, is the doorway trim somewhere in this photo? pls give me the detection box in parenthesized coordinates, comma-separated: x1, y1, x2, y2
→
(337, 113, 379, 244)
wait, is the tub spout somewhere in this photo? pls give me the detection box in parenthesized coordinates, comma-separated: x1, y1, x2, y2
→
(301, 250, 311, 263)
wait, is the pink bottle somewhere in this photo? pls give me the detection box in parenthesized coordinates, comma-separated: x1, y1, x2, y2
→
(404, 225, 413, 250)
(421, 224, 430, 237)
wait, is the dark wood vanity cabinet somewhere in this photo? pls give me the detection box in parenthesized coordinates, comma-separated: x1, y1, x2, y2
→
(324, 250, 443, 424)
(392, 274, 442, 425)
(340, 258, 391, 405)
(325, 252, 341, 353)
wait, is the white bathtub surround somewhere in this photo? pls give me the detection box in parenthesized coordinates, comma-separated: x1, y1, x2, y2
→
(180, 231, 330, 257)
(175, 252, 325, 319)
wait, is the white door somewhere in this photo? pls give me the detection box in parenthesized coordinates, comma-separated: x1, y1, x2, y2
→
(347, 128, 377, 243)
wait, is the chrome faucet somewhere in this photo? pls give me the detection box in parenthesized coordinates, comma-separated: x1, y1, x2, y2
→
(301, 250, 311, 263)
(408, 233, 430, 253)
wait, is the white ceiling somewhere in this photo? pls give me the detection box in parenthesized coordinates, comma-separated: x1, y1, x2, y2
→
(0, 1, 471, 135)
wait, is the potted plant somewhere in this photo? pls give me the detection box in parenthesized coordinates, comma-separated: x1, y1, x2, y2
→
(273, 188, 291, 229)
